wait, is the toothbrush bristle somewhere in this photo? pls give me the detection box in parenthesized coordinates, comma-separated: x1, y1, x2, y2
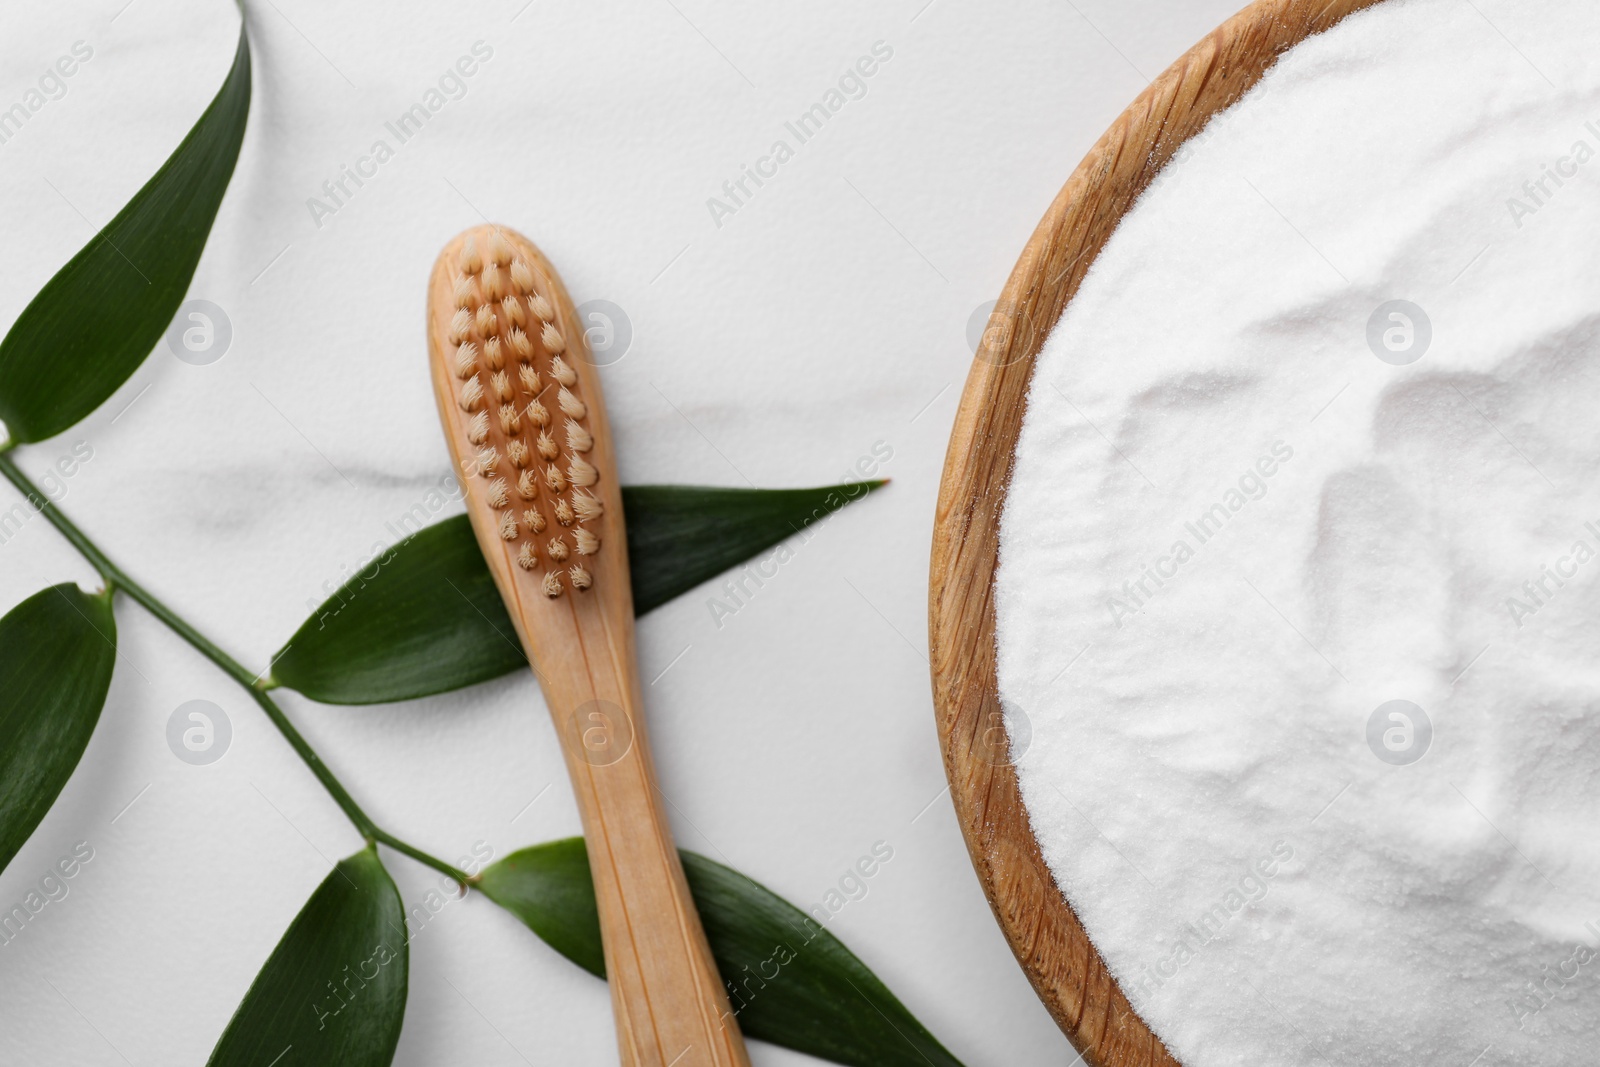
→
(441, 228, 600, 594)
(508, 328, 533, 361)
(565, 419, 593, 453)
(489, 231, 512, 266)
(482, 263, 505, 302)
(567, 455, 597, 488)
(459, 376, 484, 411)
(510, 260, 535, 294)
(502, 297, 526, 329)
(558, 387, 586, 420)
(571, 490, 603, 523)
(542, 323, 567, 355)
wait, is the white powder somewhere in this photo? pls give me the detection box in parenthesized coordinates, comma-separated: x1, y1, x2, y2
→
(995, 1, 1600, 1063)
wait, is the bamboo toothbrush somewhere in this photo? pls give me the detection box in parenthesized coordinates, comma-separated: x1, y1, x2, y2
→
(427, 225, 749, 1067)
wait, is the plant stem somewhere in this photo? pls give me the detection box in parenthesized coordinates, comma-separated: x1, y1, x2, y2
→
(0, 457, 116, 589)
(242, 687, 377, 840)
(0, 451, 470, 886)
(371, 829, 474, 886)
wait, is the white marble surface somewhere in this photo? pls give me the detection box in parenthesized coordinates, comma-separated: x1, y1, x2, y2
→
(0, 1, 1239, 1063)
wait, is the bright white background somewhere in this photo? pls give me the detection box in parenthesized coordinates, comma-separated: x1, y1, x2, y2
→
(0, 1, 1239, 1063)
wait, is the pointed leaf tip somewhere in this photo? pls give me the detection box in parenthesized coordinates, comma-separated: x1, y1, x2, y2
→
(623, 480, 888, 614)
(207, 848, 407, 1067)
(0, 24, 251, 442)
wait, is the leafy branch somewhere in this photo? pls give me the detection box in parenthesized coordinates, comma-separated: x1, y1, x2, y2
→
(0, 14, 959, 1067)
(0, 450, 471, 884)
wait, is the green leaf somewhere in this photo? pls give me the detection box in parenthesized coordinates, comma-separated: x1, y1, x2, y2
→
(208, 848, 407, 1067)
(271, 512, 522, 708)
(269, 481, 885, 704)
(622, 483, 882, 614)
(477, 839, 964, 1067)
(0, 584, 116, 875)
(0, 25, 251, 444)
(475, 838, 606, 979)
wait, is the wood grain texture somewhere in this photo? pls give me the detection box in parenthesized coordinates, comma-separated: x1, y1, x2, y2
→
(927, 2, 1388, 1063)
(429, 226, 749, 1067)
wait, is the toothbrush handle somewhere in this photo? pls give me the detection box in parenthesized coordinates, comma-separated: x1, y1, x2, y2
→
(425, 223, 746, 1065)
(535, 623, 750, 1067)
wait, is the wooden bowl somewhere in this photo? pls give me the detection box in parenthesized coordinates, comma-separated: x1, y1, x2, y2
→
(927, 1, 1387, 1063)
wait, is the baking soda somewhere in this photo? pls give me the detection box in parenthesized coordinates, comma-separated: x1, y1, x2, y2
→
(996, 1, 1600, 1063)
